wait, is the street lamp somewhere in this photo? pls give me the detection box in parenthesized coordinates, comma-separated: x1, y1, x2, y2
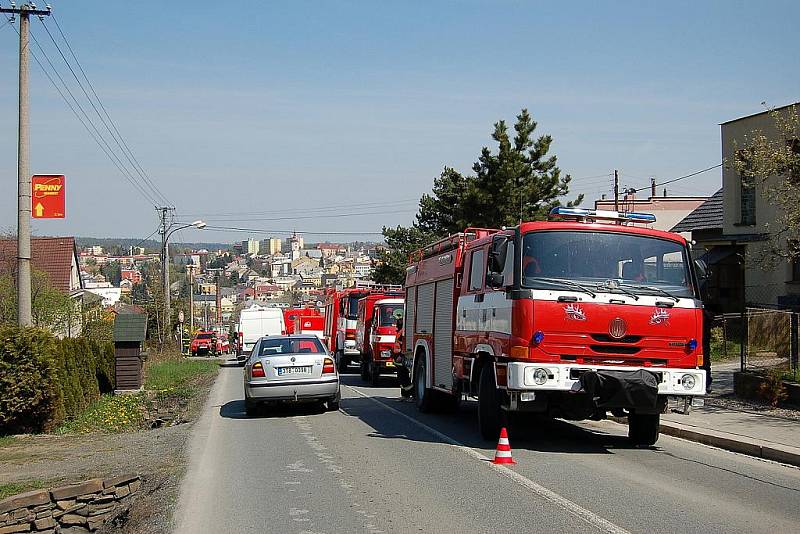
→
(162, 220, 206, 347)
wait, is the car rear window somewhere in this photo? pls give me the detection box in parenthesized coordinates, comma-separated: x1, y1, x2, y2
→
(258, 338, 325, 356)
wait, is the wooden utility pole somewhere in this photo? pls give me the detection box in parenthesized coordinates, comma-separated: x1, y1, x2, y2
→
(613, 169, 619, 211)
(187, 264, 195, 337)
(1, 3, 52, 326)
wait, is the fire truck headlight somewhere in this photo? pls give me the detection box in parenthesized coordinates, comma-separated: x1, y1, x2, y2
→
(681, 374, 696, 390)
(533, 368, 549, 385)
(380, 350, 391, 358)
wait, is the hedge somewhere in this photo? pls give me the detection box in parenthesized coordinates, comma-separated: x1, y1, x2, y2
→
(0, 326, 115, 434)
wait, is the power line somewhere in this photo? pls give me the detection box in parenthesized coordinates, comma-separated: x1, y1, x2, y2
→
(177, 198, 420, 218)
(4, 13, 160, 207)
(189, 208, 415, 224)
(39, 16, 172, 207)
(193, 224, 385, 236)
(633, 164, 722, 193)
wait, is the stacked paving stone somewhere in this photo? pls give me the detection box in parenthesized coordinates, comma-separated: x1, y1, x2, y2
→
(0, 475, 140, 533)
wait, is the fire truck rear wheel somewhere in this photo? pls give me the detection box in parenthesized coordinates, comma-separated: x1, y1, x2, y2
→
(628, 413, 660, 446)
(478, 363, 504, 440)
(413, 356, 434, 413)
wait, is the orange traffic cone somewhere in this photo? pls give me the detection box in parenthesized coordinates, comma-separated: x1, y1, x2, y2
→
(492, 427, 516, 464)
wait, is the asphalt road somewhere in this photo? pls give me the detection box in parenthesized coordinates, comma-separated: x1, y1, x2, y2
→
(174, 364, 800, 534)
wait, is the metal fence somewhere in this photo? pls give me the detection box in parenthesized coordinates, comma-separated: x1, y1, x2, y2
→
(714, 308, 799, 373)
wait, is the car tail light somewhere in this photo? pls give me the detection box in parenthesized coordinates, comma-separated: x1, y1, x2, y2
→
(345, 331, 356, 340)
(322, 357, 335, 374)
(251, 362, 266, 378)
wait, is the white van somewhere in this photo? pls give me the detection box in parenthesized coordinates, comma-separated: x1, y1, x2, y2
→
(238, 304, 286, 361)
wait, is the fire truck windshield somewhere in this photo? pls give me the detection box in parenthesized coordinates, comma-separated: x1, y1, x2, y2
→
(377, 305, 403, 327)
(521, 230, 694, 298)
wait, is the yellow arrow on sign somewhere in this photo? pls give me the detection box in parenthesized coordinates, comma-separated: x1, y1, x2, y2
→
(34, 203, 44, 217)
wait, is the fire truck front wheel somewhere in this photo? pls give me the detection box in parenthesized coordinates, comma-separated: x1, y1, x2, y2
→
(413, 355, 434, 413)
(478, 364, 504, 440)
(336, 351, 349, 373)
(628, 413, 660, 446)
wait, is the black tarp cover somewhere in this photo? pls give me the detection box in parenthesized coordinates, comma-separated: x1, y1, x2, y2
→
(579, 369, 659, 410)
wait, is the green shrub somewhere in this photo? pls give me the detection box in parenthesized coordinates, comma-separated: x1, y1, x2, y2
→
(0, 326, 116, 434)
(0, 326, 62, 433)
(757, 369, 789, 406)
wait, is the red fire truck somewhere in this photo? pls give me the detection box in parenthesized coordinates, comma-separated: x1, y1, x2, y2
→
(355, 293, 404, 386)
(400, 207, 707, 445)
(284, 308, 322, 334)
(324, 287, 374, 370)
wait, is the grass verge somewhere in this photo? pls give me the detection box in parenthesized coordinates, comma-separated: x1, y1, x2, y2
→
(56, 359, 219, 434)
(0, 480, 46, 500)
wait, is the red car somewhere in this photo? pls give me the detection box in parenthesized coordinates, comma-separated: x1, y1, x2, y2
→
(190, 331, 217, 356)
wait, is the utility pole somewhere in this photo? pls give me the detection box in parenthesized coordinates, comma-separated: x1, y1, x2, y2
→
(613, 169, 619, 211)
(215, 272, 221, 326)
(157, 206, 175, 342)
(2, 3, 52, 326)
(187, 263, 195, 337)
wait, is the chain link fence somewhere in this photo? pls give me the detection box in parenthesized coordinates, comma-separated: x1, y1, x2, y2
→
(714, 308, 799, 373)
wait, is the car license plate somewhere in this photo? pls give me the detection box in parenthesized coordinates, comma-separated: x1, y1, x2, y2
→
(277, 366, 312, 376)
(385, 361, 394, 367)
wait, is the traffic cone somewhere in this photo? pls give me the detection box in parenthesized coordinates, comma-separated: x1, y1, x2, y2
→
(492, 427, 516, 464)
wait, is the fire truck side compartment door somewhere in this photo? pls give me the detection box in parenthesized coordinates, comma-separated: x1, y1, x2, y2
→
(434, 280, 454, 389)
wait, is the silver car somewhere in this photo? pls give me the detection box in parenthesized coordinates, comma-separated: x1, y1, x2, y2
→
(243, 335, 341, 416)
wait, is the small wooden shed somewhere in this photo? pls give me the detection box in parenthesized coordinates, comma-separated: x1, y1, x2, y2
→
(113, 313, 148, 392)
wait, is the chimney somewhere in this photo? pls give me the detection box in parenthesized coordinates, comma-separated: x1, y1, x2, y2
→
(663, 187, 667, 197)
(651, 177, 656, 197)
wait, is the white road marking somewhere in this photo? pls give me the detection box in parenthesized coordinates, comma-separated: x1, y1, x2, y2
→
(344, 384, 631, 534)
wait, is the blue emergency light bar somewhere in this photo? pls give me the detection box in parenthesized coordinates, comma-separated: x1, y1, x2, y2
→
(548, 207, 657, 224)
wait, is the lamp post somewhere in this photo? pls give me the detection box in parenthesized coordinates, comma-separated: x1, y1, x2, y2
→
(162, 220, 206, 347)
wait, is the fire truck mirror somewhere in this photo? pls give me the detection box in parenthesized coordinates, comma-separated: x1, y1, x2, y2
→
(487, 272, 505, 288)
(694, 258, 709, 280)
(488, 236, 509, 274)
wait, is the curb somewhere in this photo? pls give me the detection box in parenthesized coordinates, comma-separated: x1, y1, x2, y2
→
(609, 416, 800, 467)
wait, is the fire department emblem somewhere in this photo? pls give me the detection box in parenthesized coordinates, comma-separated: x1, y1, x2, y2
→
(608, 317, 627, 339)
(649, 308, 670, 325)
(565, 304, 586, 321)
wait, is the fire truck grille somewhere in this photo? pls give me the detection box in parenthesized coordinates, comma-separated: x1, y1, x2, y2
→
(590, 334, 642, 343)
(589, 345, 641, 355)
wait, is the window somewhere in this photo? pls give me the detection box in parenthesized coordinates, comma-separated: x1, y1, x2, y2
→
(736, 149, 756, 226)
(521, 230, 694, 298)
(740, 175, 756, 226)
(791, 240, 800, 282)
(501, 242, 516, 287)
(378, 305, 403, 326)
(257, 337, 325, 356)
(469, 250, 485, 291)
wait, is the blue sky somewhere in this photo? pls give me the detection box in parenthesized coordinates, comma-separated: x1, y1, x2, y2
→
(1, 0, 798, 243)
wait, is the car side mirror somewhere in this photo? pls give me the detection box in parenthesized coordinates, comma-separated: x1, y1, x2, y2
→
(488, 236, 508, 274)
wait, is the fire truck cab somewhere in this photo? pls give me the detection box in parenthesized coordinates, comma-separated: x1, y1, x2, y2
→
(324, 288, 372, 370)
(356, 295, 405, 386)
(402, 208, 707, 446)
